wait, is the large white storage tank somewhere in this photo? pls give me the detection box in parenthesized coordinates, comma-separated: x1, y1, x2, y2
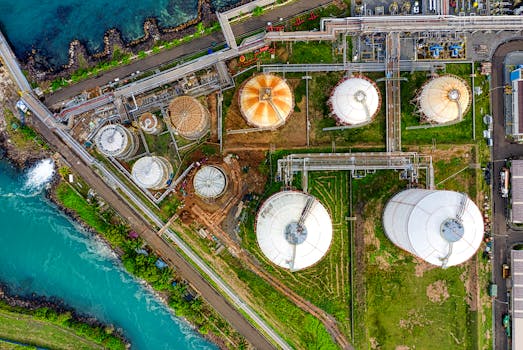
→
(94, 124, 139, 160)
(383, 189, 484, 267)
(256, 191, 332, 271)
(328, 75, 381, 126)
(131, 156, 173, 190)
(417, 75, 471, 124)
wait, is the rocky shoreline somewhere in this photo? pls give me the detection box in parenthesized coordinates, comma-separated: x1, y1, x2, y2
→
(24, 0, 255, 82)
(0, 284, 130, 347)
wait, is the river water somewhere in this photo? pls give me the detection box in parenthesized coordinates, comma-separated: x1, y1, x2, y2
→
(0, 0, 238, 67)
(0, 158, 217, 350)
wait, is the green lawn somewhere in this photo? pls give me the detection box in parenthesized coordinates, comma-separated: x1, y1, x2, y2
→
(352, 168, 481, 349)
(0, 308, 105, 350)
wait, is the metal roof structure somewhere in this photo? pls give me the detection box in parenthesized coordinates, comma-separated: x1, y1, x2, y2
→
(417, 75, 471, 124)
(383, 189, 484, 267)
(168, 96, 210, 140)
(94, 124, 138, 160)
(256, 191, 332, 271)
(131, 156, 173, 190)
(328, 76, 381, 125)
(512, 249, 523, 350)
(193, 166, 227, 199)
(139, 112, 163, 135)
(239, 73, 294, 129)
(511, 160, 523, 223)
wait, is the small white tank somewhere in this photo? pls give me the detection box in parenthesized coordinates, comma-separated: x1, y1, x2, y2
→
(139, 112, 163, 135)
(94, 124, 138, 160)
(131, 156, 173, 190)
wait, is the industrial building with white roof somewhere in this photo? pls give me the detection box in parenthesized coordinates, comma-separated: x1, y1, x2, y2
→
(512, 249, 523, 350)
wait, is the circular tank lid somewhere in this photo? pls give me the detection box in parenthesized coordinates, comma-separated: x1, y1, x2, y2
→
(440, 218, 464, 242)
(168, 96, 209, 139)
(405, 191, 483, 266)
(329, 76, 381, 125)
(239, 74, 294, 129)
(132, 157, 168, 189)
(139, 112, 159, 132)
(95, 124, 129, 156)
(256, 191, 332, 271)
(418, 75, 471, 124)
(193, 166, 226, 198)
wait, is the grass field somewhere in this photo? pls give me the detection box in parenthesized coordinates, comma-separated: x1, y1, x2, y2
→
(0, 308, 105, 350)
(351, 169, 479, 349)
(239, 170, 352, 342)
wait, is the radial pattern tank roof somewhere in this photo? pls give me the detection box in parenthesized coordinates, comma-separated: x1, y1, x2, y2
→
(239, 74, 294, 129)
(94, 124, 130, 157)
(193, 166, 227, 199)
(329, 76, 381, 125)
(256, 191, 332, 271)
(168, 96, 209, 140)
(418, 75, 471, 124)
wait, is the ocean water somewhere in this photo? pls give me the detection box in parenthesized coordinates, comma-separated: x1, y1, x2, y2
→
(0, 0, 238, 67)
(0, 158, 217, 350)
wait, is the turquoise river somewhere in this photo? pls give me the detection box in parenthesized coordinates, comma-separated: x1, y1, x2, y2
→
(0, 158, 217, 350)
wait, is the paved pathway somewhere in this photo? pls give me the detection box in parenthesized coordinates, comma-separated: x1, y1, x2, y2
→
(45, 0, 332, 106)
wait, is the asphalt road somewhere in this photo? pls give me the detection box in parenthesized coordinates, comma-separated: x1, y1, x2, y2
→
(45, 0, 332, 106)
(490, 38, 523, 350)
(26, 116, 276, 350)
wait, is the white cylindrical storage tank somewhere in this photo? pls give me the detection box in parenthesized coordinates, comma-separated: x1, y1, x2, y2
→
(139, 112, 163, 135)
(328, 75, 381, 126)
(193, 165, 227, 199)
(94, 124, 138, 160)
(168, 96, 210, 140)
(239, 73, 294, 129)
(131, 156, 173, 190)
(383, 189, 484, 267)
(256, 191, 332, 271)
(417, 75, 471, 124)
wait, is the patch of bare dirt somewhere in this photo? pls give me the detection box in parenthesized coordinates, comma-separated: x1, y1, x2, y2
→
(398, 309, 433, 331)
(369, 337, 379, 349)
(426, 280, 450, 303)
(395, 346, 411, 350)
(414, 258, 435, 277)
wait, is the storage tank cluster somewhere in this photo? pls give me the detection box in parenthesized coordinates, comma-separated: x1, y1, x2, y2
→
(94, 124, 139, 160)
(416, 75, 471, 124)
(382, 189, 484, 267)
(131, 156, 173, 190)
(168, 96, 210, 140)
(239, 73, 294, 129)
(328, 75, 381, 126)
(256, 191, 332, 271)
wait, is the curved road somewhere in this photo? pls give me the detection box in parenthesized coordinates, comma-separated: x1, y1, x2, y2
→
(490, 38, 523, 350)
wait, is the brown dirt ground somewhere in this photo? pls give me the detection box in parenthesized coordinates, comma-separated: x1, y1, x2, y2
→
(426, 280, 450, 303)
